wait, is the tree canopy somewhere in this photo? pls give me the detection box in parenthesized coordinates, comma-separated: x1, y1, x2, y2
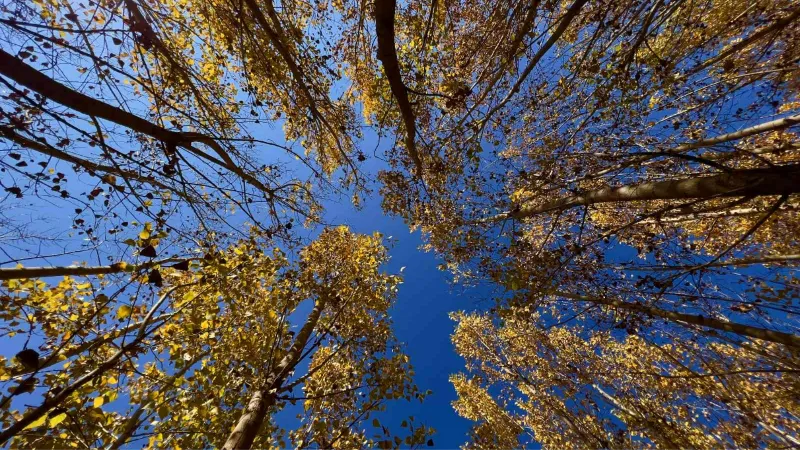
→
(1, 0, 799, 448)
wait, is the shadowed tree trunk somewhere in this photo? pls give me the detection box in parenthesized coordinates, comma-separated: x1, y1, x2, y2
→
(222, 296, 326, 450)
(374, 0, 423, 177)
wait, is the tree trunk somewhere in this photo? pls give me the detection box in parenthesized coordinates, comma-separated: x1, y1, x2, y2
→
(0, 259, 189, 281)
(488, 164, 800, 222)
(221, 297, 326, 450)
(0, 48, 179, 144)
(374, 0, 423, 176)
(0, 49, 271, 196)
(480, 0, 589, 123)
(619, 254, 800, 271)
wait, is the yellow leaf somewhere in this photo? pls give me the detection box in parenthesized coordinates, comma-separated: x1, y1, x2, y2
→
(23, 414, 47, 430)
(116, 305, 132, 320)
(49, 413, 67, 427)
(139, 230, 151, 240)
(93, 396, 104, 408)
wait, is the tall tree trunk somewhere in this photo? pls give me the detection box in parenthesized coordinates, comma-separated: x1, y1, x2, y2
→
(0, 48, 178, 143)
(554, 291, 800, 348)
(0, 259, 190, 281)
(374, 0, 423, 176)
(221, 297, 326, 450)
(486, 164, 800, 222)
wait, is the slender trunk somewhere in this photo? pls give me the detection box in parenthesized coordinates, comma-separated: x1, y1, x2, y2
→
(481, 0, 589, 124)
(576, 113, 800, 185)
(0, 49, 178, 144)
(678, 115, 800, 152)
(638, 203, 800, 224)
(0, 258, 188, 281)
(488, 164, 800, 222)
(0, 49, 271, 196)
(374, 0, 423, 176)
(221, 297, 326, 450)
(554, 291, 800, 348)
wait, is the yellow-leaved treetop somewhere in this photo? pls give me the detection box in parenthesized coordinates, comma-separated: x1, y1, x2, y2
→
(0, 228, 432, 449)
(450, 309, 799, 448)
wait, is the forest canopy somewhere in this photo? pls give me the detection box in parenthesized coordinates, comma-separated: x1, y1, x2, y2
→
(0, 0, 798, 448)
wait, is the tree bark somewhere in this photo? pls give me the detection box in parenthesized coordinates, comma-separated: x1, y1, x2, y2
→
(487, 164, 800, 222)
(554, 291, 800, 349)
(0, 258, 188, 281)
(619, 254, 800, 271)
(374, 0, 423, 177)
(580, 113, 800, 183)
(0, 49, 179, 144)
(638, 203, 800, 224)
(221, 297, 326, 450)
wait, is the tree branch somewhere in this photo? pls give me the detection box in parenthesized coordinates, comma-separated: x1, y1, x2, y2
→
(553, 291, 800, 348)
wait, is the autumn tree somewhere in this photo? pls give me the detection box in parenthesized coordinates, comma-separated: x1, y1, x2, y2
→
(331, 0, 800, 444)
(1, 227, 432, 449)
(450, 309, 799, 448)
(5, 0, 800, 447)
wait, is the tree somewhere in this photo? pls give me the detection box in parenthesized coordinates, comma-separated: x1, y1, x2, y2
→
(1, 2, 435, 448)
(1, 227, 432, 449)
(450, 308, 800, 448)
